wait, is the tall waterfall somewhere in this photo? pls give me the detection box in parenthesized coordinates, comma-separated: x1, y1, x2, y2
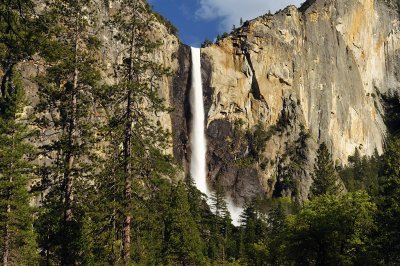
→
(189, 47, 209, 196)
(189, 47, 242, 226)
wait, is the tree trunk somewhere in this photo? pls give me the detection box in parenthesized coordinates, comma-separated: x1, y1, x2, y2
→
(0, 62, 14, 99)
(63, 18, 80, 224)
(122, 91, 132, 265)
(61, 21, 79, 266)
(2, 199, 11, 266)
(3, 131, 15, 266)
(63, 64, 78, 223)
(122, 26, 136, 266)
(121, 69, 132, 263)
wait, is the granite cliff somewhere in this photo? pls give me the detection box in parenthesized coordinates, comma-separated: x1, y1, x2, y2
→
(16, 0, 400, 203)
(175, 0, 400, 203)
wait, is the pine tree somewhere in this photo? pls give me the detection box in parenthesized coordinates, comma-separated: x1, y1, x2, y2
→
(0, 0, 40, 106)
(162, 183, 206, 265)
(85, 152, 121, 264)
(89, 1, 174, 264)
(34, 0, 101, 264)
(185, 175, 207, 225)
(136, 178, 173, 265)
(376, 137, 400, 264)
(0, 77, 38, 265)
(209, 186, 232, 263)
(285, 192, 376, 265)
(264, 202, 287, 265)
(239, 199, 267, 264)
(310, 142, 341, 198)
(0, 2, 42, 264)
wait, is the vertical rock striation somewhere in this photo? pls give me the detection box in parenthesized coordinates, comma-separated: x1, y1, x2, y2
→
(11, 0, 400, 203)
(198, 0, 400, 202)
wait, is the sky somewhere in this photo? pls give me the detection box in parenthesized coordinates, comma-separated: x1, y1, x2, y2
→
(148, 0, 304, 47)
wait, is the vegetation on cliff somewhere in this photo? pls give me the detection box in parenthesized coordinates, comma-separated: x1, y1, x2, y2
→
(1, 0, 400, 265)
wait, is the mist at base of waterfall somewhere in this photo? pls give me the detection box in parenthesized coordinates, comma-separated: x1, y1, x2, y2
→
(189, 46, 243, 226)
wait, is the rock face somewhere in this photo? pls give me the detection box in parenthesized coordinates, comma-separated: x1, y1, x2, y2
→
(195, 0, 400, 202)
(19, 0, 182, 155)
(13, 0, 400, 203)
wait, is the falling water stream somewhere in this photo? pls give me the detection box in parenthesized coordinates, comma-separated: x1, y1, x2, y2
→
(189, 47, 209, 196)
(189, 47, 242, 226)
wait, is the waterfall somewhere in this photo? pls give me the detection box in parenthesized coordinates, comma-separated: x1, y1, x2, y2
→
(189, 47, 209, 196)
(189, 47, 243, 226)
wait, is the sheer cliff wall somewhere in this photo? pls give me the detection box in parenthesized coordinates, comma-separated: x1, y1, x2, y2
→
(195, 0, 400, 202)
(16, 0, 400, 203)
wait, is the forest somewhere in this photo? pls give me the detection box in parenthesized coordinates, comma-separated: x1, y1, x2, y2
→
(1, 0, 400, 265)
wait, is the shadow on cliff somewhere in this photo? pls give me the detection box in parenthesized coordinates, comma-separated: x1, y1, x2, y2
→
(382, 92, 400, 137)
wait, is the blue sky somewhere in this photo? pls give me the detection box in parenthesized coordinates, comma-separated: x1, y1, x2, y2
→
(149, 0, 304, 47)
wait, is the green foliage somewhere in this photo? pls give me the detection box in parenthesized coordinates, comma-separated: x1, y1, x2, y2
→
(3, 0, 400, 265)
(201, 38, 213, 48)
(33, 0, 101, 264)
(0, 0, 42, 108)
(274, 127, 310, 198)
(245, 123, 270, 161)
(216, 32, 229, 42)
(235, 122, 275, 168)
(262, 202, 288, 265)
(0, 3, 42, 263)
(340, 148, 380, 197)
(375, 136, 400, 264)
(163, 183, 207, 265)
(276, 99, 297, 131)
(207, 186, 233, 263)
(85, 1, 176, 264)
(0, 77, 39, 265)
(285, 191, 377, 265)
(152, 10, 179, 36)
(310, 142, 341, 198)
(238, 199, 268, 265)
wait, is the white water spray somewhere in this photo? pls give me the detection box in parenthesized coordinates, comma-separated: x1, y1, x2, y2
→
(189, 47, 243, 226)
(227, 197, 243, 226)
(190, 47, 209, 196)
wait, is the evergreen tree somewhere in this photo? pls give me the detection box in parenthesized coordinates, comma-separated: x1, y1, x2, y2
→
(0, 0, 40, 107)
(91, 1, 174, 264)
(264, 201, 288, 265)
(0, 2, 41, 264)
(285, 192, 376, 265)
(34, 0, 101, 264)
(208, 186, 232, 263)
(310, 142, 341, 198)
(340, 148, 381, 196)
(363, 149, 381, 198)
(376, 137, 400, 264)
(201, 38, 213, 48)
(85, 147, 121, 265)
(162, 183, 206, 265)
(349, 147, 363, 178)
(185, 175, 207, 225)
(135, 178, 173, 265)
(239, 199, 267, 265)
(0, 78, 38, 266)
(4, 1, 398, 266)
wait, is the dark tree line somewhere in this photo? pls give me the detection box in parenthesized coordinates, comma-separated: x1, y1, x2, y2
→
(1, 0, 400, 265)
